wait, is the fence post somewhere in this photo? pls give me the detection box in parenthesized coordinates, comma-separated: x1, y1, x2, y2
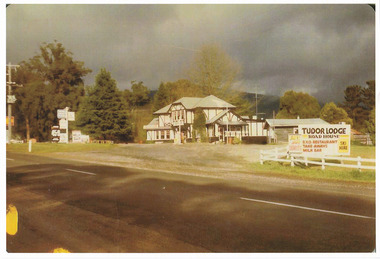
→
(357, 156, 362, 172)
(321, 157, 325, 170)
(28, 140, 32, 153)
(260, 150, 263, 165)
(291, 155, 294, 167)
(304, 156, 308, 166)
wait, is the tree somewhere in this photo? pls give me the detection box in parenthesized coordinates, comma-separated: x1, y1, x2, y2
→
(13, 41, 91, 141)
(340, 82, 375, 131)
(188, 44, 240, 98)
(362, 80, 375, 111)
(276, 91, 321, 119)
(192, 108, 207, 142)
(365, 108, 375, 145)
(153, 79, 202, 111)
(320, 102, 353, 125)
(125, 81, 150, 109)
(76, 69, 132, 142)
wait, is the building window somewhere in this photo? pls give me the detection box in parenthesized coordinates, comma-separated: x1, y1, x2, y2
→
(166, 130, 170, 139)
(161, 131, 165, 139)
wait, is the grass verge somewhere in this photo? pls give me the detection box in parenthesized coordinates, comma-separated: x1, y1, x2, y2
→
(6, 143, 117, 154)
(249, 161, 375, 183)
(252, 144, 375, 183)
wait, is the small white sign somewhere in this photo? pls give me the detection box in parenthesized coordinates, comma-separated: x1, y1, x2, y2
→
(59, 133, 67, 143)
(72, 130, 81, 143)
(81, 135, 90, 143)
(7, 95, 16, 104)
(68, 112, 75, 121)
(173, 120, 184, 126)
(52, 129, 60, 137)
(59, 119, 67, 129)
(57, 109, 66, 119)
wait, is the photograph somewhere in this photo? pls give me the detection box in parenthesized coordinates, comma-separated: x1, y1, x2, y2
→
(5, 2, 376, 255)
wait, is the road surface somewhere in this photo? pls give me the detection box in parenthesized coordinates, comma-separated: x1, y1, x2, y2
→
(6, 152, 375, 252)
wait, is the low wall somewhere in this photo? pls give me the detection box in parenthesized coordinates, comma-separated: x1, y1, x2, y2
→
(242, 136, 268, 144)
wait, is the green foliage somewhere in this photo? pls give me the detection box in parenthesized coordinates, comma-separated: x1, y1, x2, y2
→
(192, 109, 207, 142)
(13, 41, 91, 141)
(153, 79, 202, 111)
(233, 137, 242, 144)
(131, 105, 154, 143)
(365, 108, 375, 145)
(125, 81, 150, 109)
(188, 44, 240, 98)
(76, 69, 132, 142)
(256, 161, 375, 183)
(320, 102, 353, 125)
(226, 91, 254, 116)
(276, 90, 321, 119)
(340, 81, 375, 131)
(6, 143, 117, 154)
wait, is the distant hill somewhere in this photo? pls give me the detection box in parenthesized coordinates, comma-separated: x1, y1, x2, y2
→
(241, 92, 280, 119)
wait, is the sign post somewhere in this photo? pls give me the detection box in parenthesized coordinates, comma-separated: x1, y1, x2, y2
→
(56, 107, 75, 144)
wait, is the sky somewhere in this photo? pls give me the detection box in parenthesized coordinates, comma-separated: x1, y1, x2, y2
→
(6, 4, 375, 103)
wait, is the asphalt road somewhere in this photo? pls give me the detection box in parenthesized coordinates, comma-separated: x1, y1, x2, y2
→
(6, 151, 375, 252)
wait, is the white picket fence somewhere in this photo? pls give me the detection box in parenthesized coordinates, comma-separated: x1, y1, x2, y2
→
(260, 147, 376, 171)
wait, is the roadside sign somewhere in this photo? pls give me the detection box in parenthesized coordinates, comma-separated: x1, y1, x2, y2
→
(288, 134, 302, 153)
(57, 109, 66, 119)
(297, 124, 351, 156)
(68, 112, 75, 121)
(59, 119, 67, 129)
(59, 133, 67, 143)
(72, 130, 81, 143)
(52, 129, 60, 137)
(173, 120, 184, 126)
(7, 95, 16, 104)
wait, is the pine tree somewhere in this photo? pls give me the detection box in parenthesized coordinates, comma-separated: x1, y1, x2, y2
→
(340, 85, 367, 131)
(76, 69, 132, 142)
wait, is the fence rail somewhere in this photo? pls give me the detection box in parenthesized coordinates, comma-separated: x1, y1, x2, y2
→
(260, 147, 376, 171)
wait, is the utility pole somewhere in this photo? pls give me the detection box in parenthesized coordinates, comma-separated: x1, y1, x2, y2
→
(255, 85, 265, 136)
(6, 63, 21, 144)
(226, 106, 229, 144)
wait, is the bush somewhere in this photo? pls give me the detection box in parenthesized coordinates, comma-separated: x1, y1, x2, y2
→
(232, 137, 242, 144)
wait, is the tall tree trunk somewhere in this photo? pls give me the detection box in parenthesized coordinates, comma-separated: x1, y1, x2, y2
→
(25, 117, 30, 142)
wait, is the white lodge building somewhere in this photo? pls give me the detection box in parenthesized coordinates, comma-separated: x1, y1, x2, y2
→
(143, 95, 268, 143)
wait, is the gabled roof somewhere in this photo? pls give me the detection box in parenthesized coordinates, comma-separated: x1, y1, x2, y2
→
(265, 118, 329, 127)
(153, 104, 172, 115)
(206, 110, 228, 124)
(173, 97, 203, 109)
(153, 95, 236, 114)
(195, 95, 235, 109)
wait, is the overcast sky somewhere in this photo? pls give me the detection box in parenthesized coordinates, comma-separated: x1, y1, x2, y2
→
(6, 4, 375, 102)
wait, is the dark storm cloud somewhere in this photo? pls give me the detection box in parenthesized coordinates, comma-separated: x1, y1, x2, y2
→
(6, 4, 375, 102)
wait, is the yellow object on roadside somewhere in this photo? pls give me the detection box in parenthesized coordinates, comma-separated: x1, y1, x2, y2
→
(6, 204, 18, 235)
(53, 247, 70, 253)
